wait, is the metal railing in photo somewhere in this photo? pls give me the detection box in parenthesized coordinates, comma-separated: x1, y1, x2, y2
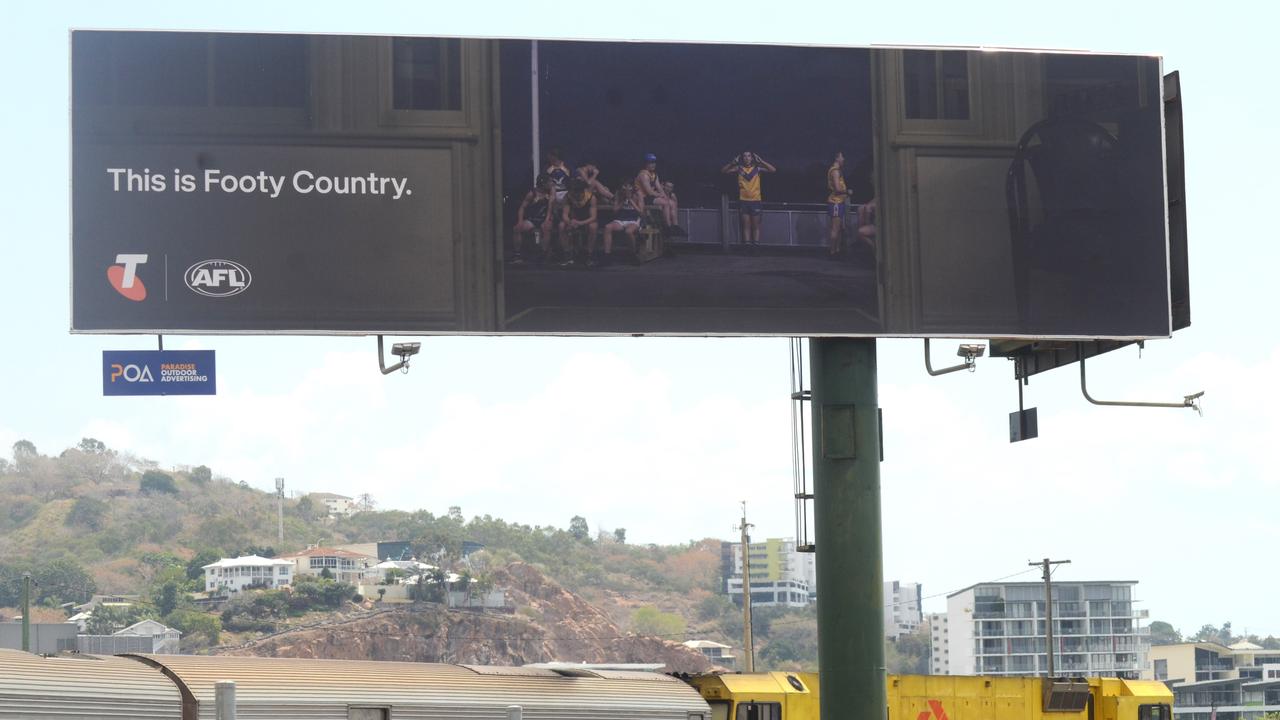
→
(677, 201, 867, 248)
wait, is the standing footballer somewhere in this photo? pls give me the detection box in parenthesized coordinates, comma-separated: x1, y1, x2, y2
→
(721, 151, 777, 249)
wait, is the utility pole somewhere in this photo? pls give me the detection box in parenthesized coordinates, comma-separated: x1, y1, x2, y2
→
(1031, 557, 1071, 677)
(275, 478, 285, 544)
(811, 339, 883, 720)
(20, 572, 32, 652)
(737, 501, 755, 673)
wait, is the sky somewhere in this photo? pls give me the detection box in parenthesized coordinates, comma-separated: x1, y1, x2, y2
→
(1, 0, 1277, 637)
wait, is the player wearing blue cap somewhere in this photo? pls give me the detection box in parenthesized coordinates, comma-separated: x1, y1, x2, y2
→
(635, 153, 684, 236)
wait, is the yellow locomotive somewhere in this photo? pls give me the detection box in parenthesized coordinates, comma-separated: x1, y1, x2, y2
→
(688, 672, 1173, 720)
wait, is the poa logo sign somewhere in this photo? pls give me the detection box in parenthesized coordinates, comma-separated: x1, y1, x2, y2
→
(107, 253, 148, 301)
(110, 363, 154, 383)
(103, 350, 217, 396)
(185, 259, 252, 297)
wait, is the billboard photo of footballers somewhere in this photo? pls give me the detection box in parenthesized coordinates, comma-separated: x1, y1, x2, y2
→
(499, 40, 880, 335)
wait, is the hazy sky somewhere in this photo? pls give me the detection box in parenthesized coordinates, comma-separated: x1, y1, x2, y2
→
(2, 1, 1276, 637)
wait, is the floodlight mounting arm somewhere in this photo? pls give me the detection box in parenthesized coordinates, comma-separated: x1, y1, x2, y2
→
(923, 339, 972, 376)
(1079, 352, 1203, 414)
(376, 335, 410, 376)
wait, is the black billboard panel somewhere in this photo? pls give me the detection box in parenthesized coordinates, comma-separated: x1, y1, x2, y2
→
(71, 31, 1174, 339)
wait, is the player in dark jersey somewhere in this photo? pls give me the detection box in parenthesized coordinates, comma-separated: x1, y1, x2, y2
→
(721, 150, 776, 248)
(545, 148, 572, 204)
(603, 178, 644, 261)
(511, 174, 554, 264)
(560, 177, 599, 267)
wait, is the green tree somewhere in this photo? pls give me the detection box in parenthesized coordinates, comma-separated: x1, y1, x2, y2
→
(65, 496, 109, 531)
(569, 516, 590, 542)
(156, 582, 179, 617)
(761, 623, 819, 668)
(140, 471, 178, 495)
(190, 465, 212, 484)
(186, 550, 222, 582)
(887, 625, 931, 674)
(614, 528, 627, 544)
(294, 495, 317, 520)
(34, 559, 98, 605)
(1149, 620, 1182, 645)
(319, 567, 334, 580)
(631, 606, 686, 637)
(77, 438, 107, 454)
(12, 440, 38, 460)
(85, 604, 150, 634)
(164, 608, 221, 645)
(12, 440, 39, 473)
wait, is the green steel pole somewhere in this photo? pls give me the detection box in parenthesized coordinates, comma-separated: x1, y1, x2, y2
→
(21, 572, 31, 652)
(810, 338, 884, 720)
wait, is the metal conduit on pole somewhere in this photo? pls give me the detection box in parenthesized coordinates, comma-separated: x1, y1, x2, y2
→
(811, 338, 884, 720)
(215, 680, 236, 720)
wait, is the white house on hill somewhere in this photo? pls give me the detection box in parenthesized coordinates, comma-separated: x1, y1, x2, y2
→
(202, 555, 294, 595)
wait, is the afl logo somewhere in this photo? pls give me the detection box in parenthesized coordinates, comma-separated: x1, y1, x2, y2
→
(185, 259, 252, 298)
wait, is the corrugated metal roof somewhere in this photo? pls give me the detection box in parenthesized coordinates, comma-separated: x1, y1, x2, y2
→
(0, 649, 181, 719)
(203, 555, 294, 569)
(277, 547, 373, 560)
(134, 654, 708, 720)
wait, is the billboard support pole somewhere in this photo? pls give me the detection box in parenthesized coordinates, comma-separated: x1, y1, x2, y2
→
(810, 338, 883, 720)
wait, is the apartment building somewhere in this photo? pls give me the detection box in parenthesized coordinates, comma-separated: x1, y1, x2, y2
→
(933, 580, 1148, 677)
(721, 538, 816, 608)
(1147, 641, 1280, 720)
(929, 613, 951, 674)
(886, 581, 924, 640)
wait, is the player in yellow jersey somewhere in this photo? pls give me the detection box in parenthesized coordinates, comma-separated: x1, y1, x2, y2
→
(636, 153, 685, 236)
(826, 151, 849, 257)
(721, 151, 776, 248)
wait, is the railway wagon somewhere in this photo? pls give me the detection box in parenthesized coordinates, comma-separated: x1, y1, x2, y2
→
(688, 672, 1174, 720)
(0, 649, 710, 720)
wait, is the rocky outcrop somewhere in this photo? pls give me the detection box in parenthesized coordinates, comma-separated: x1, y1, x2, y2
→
(217, 563, 712, 673)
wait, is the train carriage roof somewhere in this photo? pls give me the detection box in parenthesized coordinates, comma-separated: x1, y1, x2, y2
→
(128, 653, 709, 720)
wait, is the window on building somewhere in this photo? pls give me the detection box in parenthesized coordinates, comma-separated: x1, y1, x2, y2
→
(392, 37, 462, 111)
(902, 49, 969, 120)
(736, 702, 781, 720)
(1138, 705, 1170, 720)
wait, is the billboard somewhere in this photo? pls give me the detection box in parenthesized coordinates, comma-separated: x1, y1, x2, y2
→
(71, 31, 1177, 339)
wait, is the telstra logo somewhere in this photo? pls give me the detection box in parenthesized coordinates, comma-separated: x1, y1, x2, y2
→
(107, 254, 149, 301)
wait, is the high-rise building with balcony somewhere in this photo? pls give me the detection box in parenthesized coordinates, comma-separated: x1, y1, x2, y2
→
(721, 538, 816, 608)
(885, 581, 924, 640)
(930, 580, 1149, 678)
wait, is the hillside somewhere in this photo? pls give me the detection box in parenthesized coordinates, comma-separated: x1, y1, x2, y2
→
(215, 562, 713, 671)
(1, 437, 822, 668)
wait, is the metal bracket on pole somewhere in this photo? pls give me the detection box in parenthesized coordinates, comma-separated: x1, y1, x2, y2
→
(157, 335, 164, 351)
(923, 339, 985, 376)
(1078, 350, 1203, 415)
(377, 336, 422, 376)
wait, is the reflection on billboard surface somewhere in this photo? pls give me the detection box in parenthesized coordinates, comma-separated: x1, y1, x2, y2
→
(71, 32, 1171, 339)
